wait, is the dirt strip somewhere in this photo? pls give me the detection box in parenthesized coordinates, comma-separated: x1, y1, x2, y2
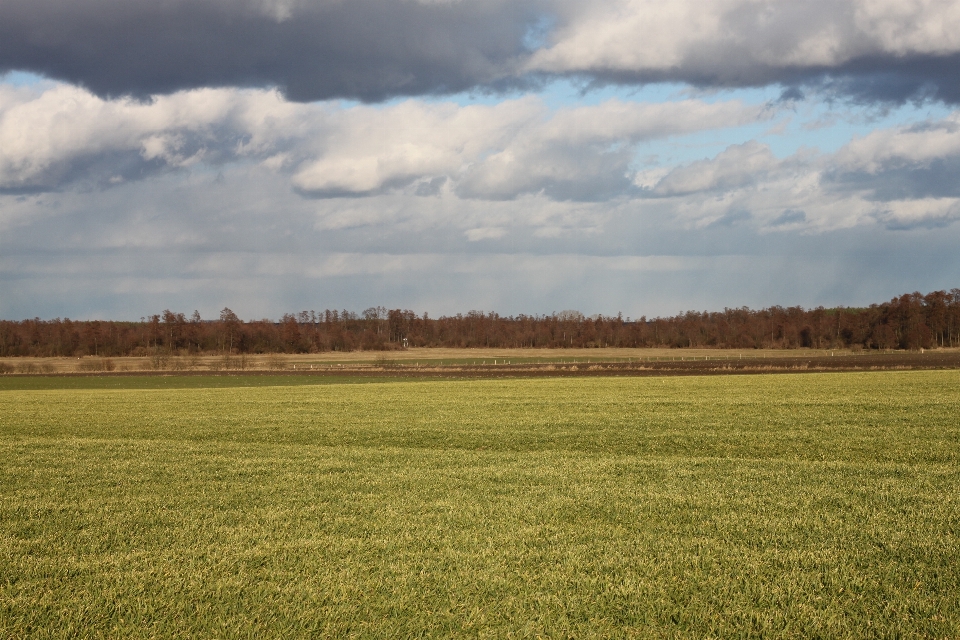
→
(3, 352, 960, 379)
(335, 351, 960, 378)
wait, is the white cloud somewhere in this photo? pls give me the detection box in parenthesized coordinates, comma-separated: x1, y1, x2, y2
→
(292, 97, 764, 200)
(833, 114, 960, 172)
(873, 197, 960, 229)
(854, 0, 960, 56)
(290, 98, 541, 195)
(650, 141, 780, 197)
(639, 110, 960, 231)
(454, 99, 765, 201)
(0, 83, 304, 190)
(530, 0, 960, 78)
(7, 78, 960, 240)
(0, 82, 765, 202)
(7, 78, 960, 239)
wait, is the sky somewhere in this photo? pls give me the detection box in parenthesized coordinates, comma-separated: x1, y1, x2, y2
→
(3, 0, 960, 321)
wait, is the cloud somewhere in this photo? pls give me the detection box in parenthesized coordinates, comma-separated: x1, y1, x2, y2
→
(832, 115, 960, 172)
(7, 79, 960, 237)
(6, 135, 960, 321)
(0, 83, 305, 192)
(5, 2, 960, 326)
(530, 0, 960, 103)
(770, 209, 807, 226)
(289, 98, 543, 197)
(5, 1, 960, 103)
(7, 79, 960, 236)
(648, 142, 780, 197)
(640, 110, 960, 232)
(7, 199, 960, 320)
(465, 227, 508, 241)
(281, 96, 766, 201)
(536, 0, 960, 74)
(0, 0, 539, 102)
(0, 82, 764, 202)
(872, 197, 960, 230)
(453, 99, 763, 201)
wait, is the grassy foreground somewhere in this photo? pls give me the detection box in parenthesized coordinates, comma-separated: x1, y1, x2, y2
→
(1, 372, 958, 638)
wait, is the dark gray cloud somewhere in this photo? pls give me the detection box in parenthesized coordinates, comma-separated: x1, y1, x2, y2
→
(590, 54, 960, 106)
(794, 54, 960, 106)
(827, 158, 960, 201)
(5, 0, 960, 103)
(0, 0, 541, 102)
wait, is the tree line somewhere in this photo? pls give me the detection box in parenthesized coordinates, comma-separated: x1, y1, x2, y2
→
(2, 290, 959, 358)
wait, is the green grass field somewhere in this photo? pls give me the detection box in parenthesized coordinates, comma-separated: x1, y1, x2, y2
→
(1, 372, 958, 638)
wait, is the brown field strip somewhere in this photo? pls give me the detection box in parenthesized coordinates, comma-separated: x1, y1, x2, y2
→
(3, 349, 960, 377)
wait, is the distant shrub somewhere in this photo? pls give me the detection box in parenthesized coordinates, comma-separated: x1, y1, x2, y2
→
(374, 355, 397, 368)
(0, 362, 13, 374)
(267, 354, 288, 370)
(15, 362, 39, 374)
(150, 351, 170, 370)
